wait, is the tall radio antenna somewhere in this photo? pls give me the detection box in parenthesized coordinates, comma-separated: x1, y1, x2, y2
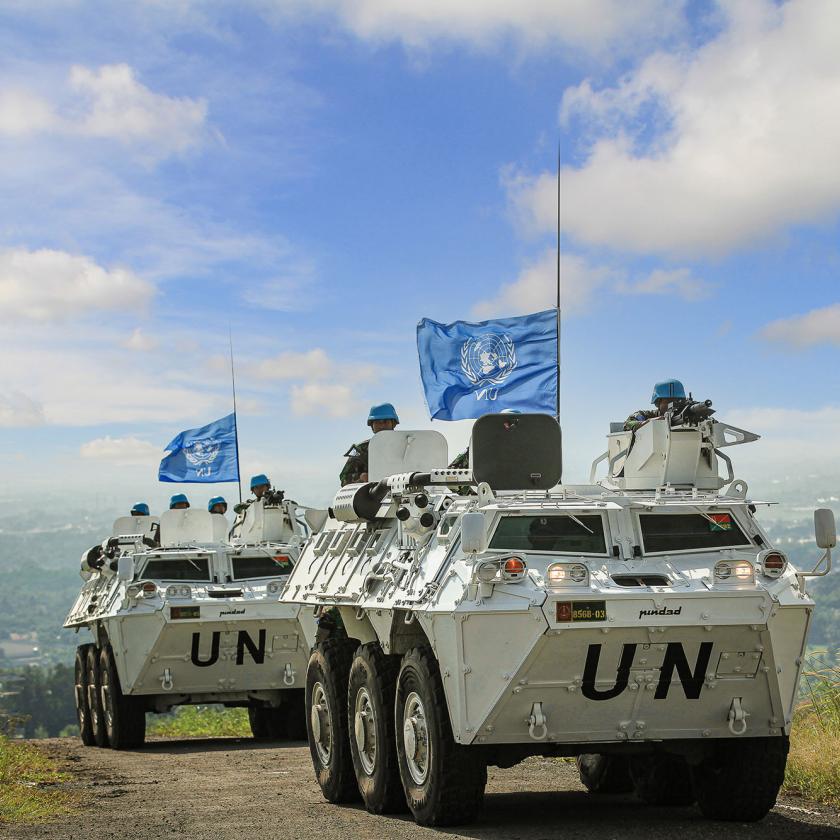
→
(555, 141, 561, 425)
(229, 324, 243, 504)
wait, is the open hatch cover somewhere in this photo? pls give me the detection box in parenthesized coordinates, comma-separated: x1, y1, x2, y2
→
(471, 413, 562, 491)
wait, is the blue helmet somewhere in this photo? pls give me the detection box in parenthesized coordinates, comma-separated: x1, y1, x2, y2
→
(208, 496, 227, 512)
(250, 474, 270, 490)
(131, 502, 150, 516)
(367, 402, 399, 427)
(169, 493, 190, 508)
(651, 379, 686, 404)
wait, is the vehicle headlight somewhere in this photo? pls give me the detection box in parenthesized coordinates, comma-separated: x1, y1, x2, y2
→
(547, 562, 589, 587)
(759, 550, 788, 579)
(475, 556, 527, 584)
(714, 559, 754, 583)
(165, 584, 191, 598)
(141, 581, 158, 598)
(267, 581, 281, 594)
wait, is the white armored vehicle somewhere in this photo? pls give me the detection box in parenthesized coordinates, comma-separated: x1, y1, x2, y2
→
(67, 494, 320, 749)
(282, 413, 835, 826)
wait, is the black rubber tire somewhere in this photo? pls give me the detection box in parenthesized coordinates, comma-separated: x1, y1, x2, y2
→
(692, 736, 788, 822)
(74, 645, 96, 747)
(305, 639, 360, 803)
(86, 645, 108, 748)
(99, 646, 146, 750)
(249, 707, 278, 741)
(347, 643, 406, 814)
(281, 689, 308, 741)
(630, 755, 695, 806)
(577, 754, 634, 794)
(395, 646, 486, 827)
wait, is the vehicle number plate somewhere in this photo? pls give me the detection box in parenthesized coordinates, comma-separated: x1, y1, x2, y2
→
(556, 600, 607, 623)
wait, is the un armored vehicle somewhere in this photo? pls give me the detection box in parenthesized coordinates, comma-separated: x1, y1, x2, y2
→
(282, 413, 835, 826)
(67, 495, 322, 749)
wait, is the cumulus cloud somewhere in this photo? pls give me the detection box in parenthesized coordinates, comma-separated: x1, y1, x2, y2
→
(80, 435, 160, 465)
(473, 250, 707, 318)
(759, 304, 840, 348)
(276, 0, 685, 55)
(0, 64, 207, 160)
(511, 0, 840, 256)
(0, 391, 45, 427)
(290, 382, 362, 417)
(473, 249, 612, 318)
(0, 248, 154, 322)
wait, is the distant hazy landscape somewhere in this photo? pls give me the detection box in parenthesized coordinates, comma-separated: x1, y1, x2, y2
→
(2, 477, 839, 668)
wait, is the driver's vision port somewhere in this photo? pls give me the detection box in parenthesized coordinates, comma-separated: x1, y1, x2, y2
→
(611, 574, 670, 587)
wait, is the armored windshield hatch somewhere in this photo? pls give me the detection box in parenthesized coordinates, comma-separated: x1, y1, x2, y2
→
(471, 414, 562, 490)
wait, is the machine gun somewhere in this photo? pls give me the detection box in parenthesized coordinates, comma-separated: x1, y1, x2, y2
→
(669, 395, 715, 426)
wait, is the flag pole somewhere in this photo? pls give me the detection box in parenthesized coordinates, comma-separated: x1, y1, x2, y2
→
(228, 325, 243, 505)
(555, 140, 561, 425)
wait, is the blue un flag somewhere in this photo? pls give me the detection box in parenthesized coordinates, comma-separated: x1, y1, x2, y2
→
(416, 308, 558, 421)
(158, 413, 240, 483)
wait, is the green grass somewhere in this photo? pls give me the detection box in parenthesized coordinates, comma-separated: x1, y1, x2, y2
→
(0, 735, 79, 824)
(146, 706, 252, 739)
(784, 655, 840, 806)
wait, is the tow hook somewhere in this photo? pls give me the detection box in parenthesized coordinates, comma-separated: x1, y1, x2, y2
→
(283, 663, 296, 686)
(161, 667, 173, 691)
(727, 697, 749, 735)
(528, 702, 548, 741)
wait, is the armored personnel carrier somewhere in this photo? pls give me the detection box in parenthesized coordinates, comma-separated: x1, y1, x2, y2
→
(67, 495, 321, 749)
(281, 412, 835, 826)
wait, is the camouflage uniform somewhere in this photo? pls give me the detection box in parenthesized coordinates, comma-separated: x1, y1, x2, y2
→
(340, 440, 370, 486)
(623, 410, 659, 431)
(449, 450, 469, 469)
(448, 449, 472, 495)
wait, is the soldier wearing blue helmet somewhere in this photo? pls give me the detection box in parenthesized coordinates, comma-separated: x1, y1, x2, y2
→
(207, 496, 227, 515)
(624, 379, 686, 431)
(340, 403, 399, 486)
(130, 502, 150, 517)
(234, 474, 282, 514)
(169, 493, 190, 510)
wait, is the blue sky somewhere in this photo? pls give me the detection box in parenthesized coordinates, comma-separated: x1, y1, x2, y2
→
(1, 0, 839, 512)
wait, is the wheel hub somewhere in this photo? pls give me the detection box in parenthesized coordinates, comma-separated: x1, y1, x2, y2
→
(403, 691, 429, 785)
(354, 687, 377, 776)
(311, 682, 331, 765)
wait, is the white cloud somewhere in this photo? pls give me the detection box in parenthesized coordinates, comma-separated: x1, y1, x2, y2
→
(0, 248, 154, 322)
(290, 382, 362, 417)
(251, 348, 380, 384)
(512, 0, 840, 256)
(473, 249, 612, 319)
(0, 391, 45, 427)
(80, 435, 160, 465)
(616, 268, 711, 301)
(123, 328, 158, 352)
(759, 303, 840, 348)
(69, 64, 207, 157)
(278, 0, 684, 55)
(473, 250, 706, 319)
(0, 64, 207, 160)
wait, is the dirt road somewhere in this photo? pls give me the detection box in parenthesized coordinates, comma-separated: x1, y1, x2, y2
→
(6, 737, 840, 840)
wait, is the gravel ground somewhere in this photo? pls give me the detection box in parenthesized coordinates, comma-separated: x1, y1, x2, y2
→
(6, 737, 840, 840)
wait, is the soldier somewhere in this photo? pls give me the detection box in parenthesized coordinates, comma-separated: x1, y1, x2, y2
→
(624, 379, 686, 431)
(130, 503, 150, 517)
(169, 493, 190, 510)
(207, 496, 228, 515)
(340, 403, 399, 486)
(234, 474, 275, 514)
